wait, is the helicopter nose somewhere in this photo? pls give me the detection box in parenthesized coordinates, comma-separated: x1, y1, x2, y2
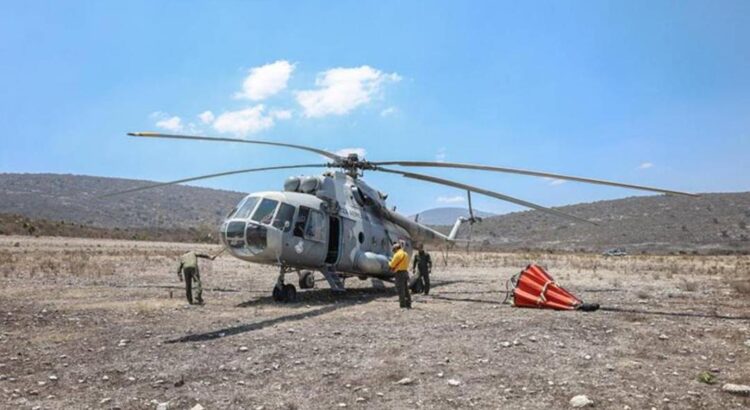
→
(221, 219, 268, 254)
(221, 220, 247, 249)
(245, 222, 268, 253)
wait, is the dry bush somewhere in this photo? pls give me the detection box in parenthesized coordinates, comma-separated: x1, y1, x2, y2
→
(731, 280, 750, 295)
(729, 257, 750, 294)
(64, 250, 90, 275)
(38, 258, 59, 276)
(0, 250, 15, 277)
(678, 279, 698, 292)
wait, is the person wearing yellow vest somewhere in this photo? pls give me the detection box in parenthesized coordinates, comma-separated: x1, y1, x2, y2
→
(389, 242, 411, 309)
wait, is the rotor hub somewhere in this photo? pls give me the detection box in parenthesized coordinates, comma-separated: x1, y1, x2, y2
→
(330, 156, 378, 177)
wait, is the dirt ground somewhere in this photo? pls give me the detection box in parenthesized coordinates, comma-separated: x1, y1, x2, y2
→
(1, 236, 749, 409)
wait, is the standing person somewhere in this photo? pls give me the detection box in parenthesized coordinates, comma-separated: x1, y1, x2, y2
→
(411, 246, 433, 295)
(177, 251, 215, 305)
(389, 242, 411, 309)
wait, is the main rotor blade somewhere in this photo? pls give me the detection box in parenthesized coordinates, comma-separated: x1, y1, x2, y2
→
(100, 164, 328, 198)
(376, 167, 597, 225)
(373, 161, 697, 197)
(128, 132, 343, 162)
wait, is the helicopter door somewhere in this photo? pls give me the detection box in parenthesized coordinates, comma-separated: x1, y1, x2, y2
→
(325, 217, 340, 264)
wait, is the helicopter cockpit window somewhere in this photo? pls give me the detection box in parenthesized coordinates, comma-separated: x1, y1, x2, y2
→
(272, 203, 296, 232)
(250, 198, 279, 225)
(293, 206, 311, 237)
(233, 196, 260, 219)
(305, 210, 326, 242)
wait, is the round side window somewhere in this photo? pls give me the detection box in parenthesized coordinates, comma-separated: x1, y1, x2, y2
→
(358, 232, 365, 244)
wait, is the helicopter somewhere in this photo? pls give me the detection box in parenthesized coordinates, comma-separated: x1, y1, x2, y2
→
(105, 132, 696, 302)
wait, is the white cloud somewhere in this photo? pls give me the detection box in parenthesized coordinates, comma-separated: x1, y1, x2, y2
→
(212, 105, 290, 136)
(638, 162, 654, 170)
(184, 122, 201, 133)
(380, 106, 397, 117)
(235, 60, 295, 101)
(198, 110, 215, 124)
(436, 147, 447, 162)
(154, 115, 183, 132)
(437, 195, 465, 204)
(335, 147, 367, 158)
(270, 109, 292, 120)
(296, 65, 401, 118)
(543, 177, 567, 186)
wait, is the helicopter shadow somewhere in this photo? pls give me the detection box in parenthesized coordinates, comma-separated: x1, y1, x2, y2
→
(235, 286, 395, 308)
(166, 304, 347, 344)
(235, 279, 467, 308)
(167, 279, 466, 344)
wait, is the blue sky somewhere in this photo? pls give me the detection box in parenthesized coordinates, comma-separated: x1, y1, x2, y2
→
(2, 1, 749, 215)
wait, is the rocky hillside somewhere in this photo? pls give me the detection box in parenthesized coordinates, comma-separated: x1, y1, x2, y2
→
(1, 173, 748, 253)
(448, 192, 750, 254)
(0, 173, 244, 230)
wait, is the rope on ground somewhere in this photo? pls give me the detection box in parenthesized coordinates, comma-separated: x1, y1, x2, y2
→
(600, 306, 750, 321)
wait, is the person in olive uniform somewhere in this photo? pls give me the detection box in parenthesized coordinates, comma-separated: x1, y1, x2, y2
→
(389, 242, 411, 308)
(177, 251, 215, 305)
(411, 246, 433, 295)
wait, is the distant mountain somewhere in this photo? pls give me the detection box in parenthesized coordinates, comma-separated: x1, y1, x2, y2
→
(1, 173, 748, 254)
(410, 207, 496, 226)
(445, 192, 750, 254)
(0, 173, 244, 230)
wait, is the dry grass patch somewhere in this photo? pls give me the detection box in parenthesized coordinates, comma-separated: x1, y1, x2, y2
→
(731, 280, 750, 295)
(678, 279, 699, 292)
(61, 298, 181, 313)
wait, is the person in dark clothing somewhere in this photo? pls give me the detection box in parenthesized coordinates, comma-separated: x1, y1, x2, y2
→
(411, 246, 433, 295)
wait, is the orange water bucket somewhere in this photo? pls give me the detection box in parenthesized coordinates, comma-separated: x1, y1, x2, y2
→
(511, 264, 586, 310)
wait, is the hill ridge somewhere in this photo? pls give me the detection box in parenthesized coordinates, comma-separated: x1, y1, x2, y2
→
(1, 173, 748, 253)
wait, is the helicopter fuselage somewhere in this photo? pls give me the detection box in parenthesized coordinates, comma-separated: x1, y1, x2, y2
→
(218, 170, 450, 278)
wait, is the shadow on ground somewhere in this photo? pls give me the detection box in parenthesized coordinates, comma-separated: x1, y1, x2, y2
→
(167, 280, 466, 343)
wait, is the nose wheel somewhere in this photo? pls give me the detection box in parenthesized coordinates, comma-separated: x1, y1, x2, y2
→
(272, 266, 298, 303)
(272, 283, 297, 303)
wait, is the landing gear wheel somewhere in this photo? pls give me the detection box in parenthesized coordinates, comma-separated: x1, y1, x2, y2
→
(299, 271, 315, 289)
(283, 284, 297, 303)
(272, 285, 284, 302)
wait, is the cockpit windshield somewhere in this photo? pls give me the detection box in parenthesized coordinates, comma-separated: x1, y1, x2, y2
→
(272, 203, 296, 231)
(232, 196, 259, 219)
(251, 198, 279, 225)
